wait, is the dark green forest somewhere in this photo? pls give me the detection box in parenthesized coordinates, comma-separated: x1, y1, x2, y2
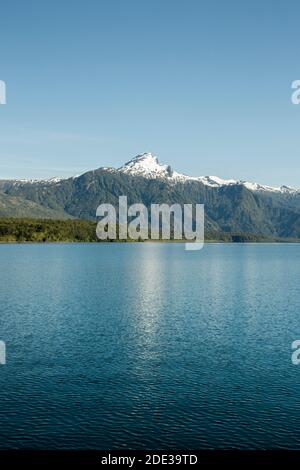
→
(0, 219, 98, 242)
(0, 218, 297, 243)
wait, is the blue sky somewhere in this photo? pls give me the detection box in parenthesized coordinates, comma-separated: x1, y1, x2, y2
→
(0, 0, 299, 186)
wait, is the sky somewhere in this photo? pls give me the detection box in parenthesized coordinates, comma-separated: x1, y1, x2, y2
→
(0, 0, 299, 187)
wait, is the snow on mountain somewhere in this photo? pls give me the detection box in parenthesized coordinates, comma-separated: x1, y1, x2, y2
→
(119, 153, 175, 179)
(8, 176, 65, 186)
(242, 181, 296, 194)
(118, 153, 299, 194)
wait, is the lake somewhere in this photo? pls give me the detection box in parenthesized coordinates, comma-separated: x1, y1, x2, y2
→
(0, 243, 300, 449)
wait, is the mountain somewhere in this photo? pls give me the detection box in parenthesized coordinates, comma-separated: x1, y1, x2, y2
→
(0, 152, 299, 239)
(119, 153, 299, 195)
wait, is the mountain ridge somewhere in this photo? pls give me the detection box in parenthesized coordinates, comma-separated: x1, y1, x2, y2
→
(118, 153, 299, 194)
(1, 152, 299, 195)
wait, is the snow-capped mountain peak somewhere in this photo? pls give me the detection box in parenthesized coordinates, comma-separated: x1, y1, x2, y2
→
(119, 153, 174, 179)
(118, 153, 299, 194)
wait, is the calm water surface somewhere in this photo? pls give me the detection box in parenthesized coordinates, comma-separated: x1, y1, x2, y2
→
(0, 243, 300, 449)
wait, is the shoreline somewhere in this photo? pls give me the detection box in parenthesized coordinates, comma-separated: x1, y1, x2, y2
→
(0, 240, 299, 245)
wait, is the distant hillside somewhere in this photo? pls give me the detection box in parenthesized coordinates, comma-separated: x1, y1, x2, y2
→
(0, 191, 71, 219)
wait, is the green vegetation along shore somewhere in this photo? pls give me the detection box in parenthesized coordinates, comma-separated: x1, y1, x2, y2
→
(0, 218, 299, 243)
(0, 218, 98, 243)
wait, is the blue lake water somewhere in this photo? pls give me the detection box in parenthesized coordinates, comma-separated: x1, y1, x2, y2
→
(0, 243, 300, 449)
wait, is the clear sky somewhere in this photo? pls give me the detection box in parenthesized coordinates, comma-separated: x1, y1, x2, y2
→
(0, 0, 299, 186)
